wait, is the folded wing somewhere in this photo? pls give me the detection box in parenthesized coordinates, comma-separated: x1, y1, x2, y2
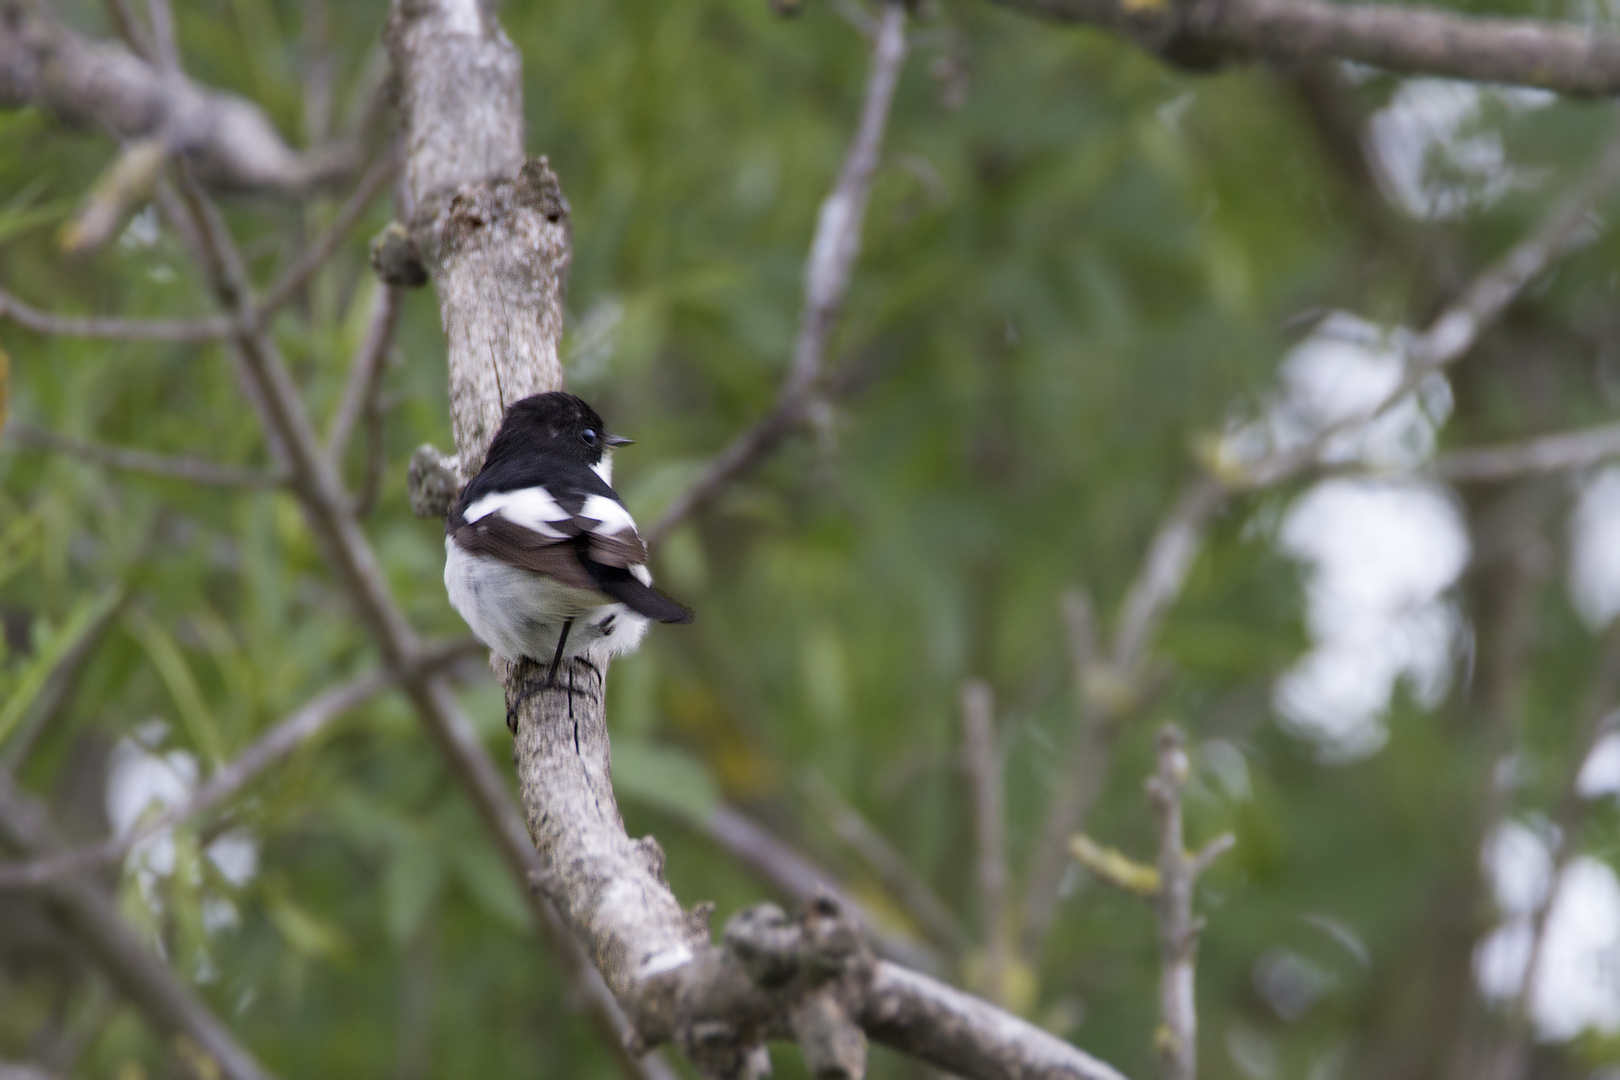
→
(451, 486, 692, 624)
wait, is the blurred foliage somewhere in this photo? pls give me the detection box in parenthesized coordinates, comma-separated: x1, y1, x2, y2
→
(4, 0, 1620, 1078)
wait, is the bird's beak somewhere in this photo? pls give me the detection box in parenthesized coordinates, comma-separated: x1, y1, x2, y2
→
(604, 434, 635, 446)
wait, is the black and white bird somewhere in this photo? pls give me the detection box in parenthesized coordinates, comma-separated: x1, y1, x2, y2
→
(444, 392, 692, 723)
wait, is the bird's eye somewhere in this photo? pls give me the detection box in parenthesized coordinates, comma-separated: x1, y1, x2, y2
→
(580, 428, 599, 447)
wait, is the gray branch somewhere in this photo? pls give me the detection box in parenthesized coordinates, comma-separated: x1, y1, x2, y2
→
(0, 288, 231, 342)
(0, 3, 349, 191)
(961, 682, 1010, 1007)
(646, 2, 907, 548)
(391, 0, 1134, 1074)
(4, 421, 283, 487)
(992, 0, 1620, 96)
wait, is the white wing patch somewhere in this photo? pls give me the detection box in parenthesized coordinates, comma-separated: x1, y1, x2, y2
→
(463, 488, 571, 538)
(579, 494, 640, 539)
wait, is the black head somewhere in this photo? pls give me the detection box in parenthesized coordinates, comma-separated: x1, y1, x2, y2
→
(486, 392, 631, 468)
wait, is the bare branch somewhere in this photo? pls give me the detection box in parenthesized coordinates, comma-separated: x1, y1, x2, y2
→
(1020, 488, 1214, 957)
(961, 681, 1010, 1006)
(0, 640, 480, 890)
(645, 2, 907, 548)
(328, 286, 403, 459)
(0, 771, 276, 1080)
(4, 421, 283, 487)
(1232, 130, 1620, 492)
(861, 961, 1128, 1080)
(991, 0, 1620, 97)
(260, 149, 403, 316)
(1422, 421, 1620, 482)
(698, 802, 946, 973)
(1147, 726, 1224, 1080)
(0, 4, 350, 192)
(0, 1061, 67, 1080)
(800, 770, 969, 953)
(0, 288, 231, 342)
(1111, 480, 1223, 677)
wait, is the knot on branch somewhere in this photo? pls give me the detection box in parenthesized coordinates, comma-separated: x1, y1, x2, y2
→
(629, 893, 873, 1079)
(406, 443, 459, 518)
(370, 221, 429, 287)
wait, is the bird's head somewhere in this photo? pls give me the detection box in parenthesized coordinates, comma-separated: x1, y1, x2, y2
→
(492, 391, 633, 472)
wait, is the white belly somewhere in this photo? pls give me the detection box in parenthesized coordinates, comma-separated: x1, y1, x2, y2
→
(443, 538, 649, 664)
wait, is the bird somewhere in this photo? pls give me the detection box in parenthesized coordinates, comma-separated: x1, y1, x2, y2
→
(443, 392, 692, 729)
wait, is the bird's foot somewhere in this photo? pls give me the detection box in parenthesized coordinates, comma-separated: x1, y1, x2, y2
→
(506, 670, 550, 735)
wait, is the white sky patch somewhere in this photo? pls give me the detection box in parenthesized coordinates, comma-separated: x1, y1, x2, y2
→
(1224, 314, 1467, 760)
(1275, 480, 1468, 760)
(1577, 729, 1620, 798)
(105, 726, 258, 931)
(1219, 312, 1452, 475)
(1477, 821, 1620, 1041)
(1568, 469, 1620, 628)
(1368, 79, 1553, 221)
(106, 733, 198, 879)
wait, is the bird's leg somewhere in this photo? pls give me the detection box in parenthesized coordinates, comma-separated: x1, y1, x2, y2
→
(545, 618, 575, 689)
(506, 661, 548, 735)
(504, 618, 577, 734)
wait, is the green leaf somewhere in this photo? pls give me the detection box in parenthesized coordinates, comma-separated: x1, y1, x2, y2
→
(0, 586, 122, 746)
(442, 836, 529, 934)
(126, 609, 224, 765)
(384, 842, 444, 945)
(610, 739, 719, 824)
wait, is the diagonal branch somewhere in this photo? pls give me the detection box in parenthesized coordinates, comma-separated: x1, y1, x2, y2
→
(0, 3, 351, 192)
(4, 421, 283, 488)
(0, 638, 481, 890)
(961, 681, 1010, 1007)
(0, 770, 276, 1080)
(0, 289, 231, 342)
(992, 0, 1620, 97)
(645, 3, 907, 548)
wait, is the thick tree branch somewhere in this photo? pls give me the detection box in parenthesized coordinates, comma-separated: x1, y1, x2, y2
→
(4, 421, 283, 487)
(0, 2, 350, 192)
(389, 0, 1134, 1073)
(0, 770, 275, 1080)
(992, 0, 1620, 97)
(646, 2, 907, 548)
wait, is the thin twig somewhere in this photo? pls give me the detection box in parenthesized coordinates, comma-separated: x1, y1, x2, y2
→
(644, 1, 907, 547)
(260, 148, 402, 315)
(1433, 421, 1620, 482)
(1021, 486, 1217, 957)
(0, 640, 479, 890)
(1233, 129, 1620, 492)
(1147, 726, 1228, 1080)
(327, 285, 403, 517)
(961, 681, 1009, 1006)
(800, 769, 969, 952)
(0, 289, 232, 342)
(695, 803, 944, 972)
(4, 422, 283, 488)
